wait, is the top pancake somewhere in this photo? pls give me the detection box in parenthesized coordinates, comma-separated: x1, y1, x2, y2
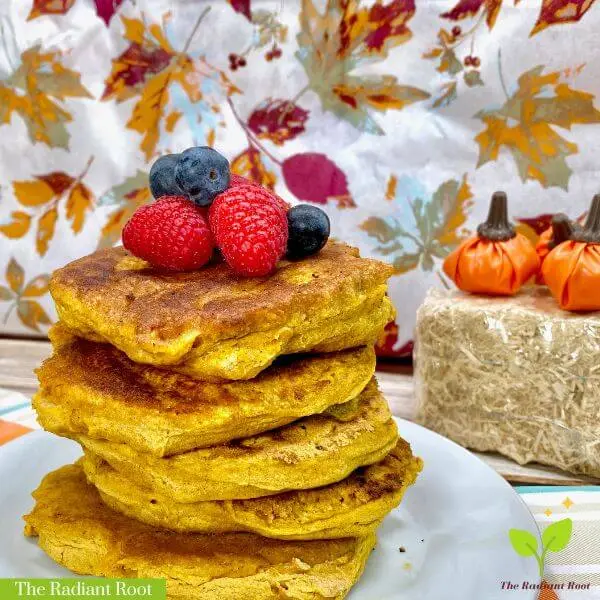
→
(50, 241, 395, 380)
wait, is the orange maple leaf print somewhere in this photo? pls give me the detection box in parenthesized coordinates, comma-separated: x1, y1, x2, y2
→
(475, 65, 600, 189)
(296, 0, 429, 134)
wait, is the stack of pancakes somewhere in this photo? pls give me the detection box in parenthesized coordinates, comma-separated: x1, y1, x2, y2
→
(25, 241, 423, 599)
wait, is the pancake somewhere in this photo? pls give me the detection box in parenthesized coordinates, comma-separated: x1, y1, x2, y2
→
(35, 330, 376, 458)
(82, 439, 422, 540)
(24, 464, 376, 600)
(75, 381, 398, 502)
(49, 241, 395, 380)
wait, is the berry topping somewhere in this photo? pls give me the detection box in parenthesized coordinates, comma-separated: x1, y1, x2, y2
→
(174, 147, 230, 207)
(122, 196, 214, 271)
(452, 26, 462, 36)
(228, 174, 289, 211)
(286, 204, 330, 260)
(229, 174, 259, 188)
(149, 154, 182, 200)
(209, 185, 288, 277)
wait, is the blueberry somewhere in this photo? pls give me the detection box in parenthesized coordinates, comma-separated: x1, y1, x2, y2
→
(174, 147, 230, 207)
(149, 154, 182, 199)
(286, 204, 330, 260)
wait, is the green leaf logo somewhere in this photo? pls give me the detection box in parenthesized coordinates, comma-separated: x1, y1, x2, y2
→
(508, 518, 573, 578)
(509, 529, 539, 557)
(542, 518, 572, 553)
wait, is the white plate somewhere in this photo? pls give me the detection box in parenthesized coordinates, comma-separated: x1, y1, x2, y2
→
(0, 420, 540, 599)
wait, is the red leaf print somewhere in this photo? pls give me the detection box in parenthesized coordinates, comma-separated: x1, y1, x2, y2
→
(376, 322, 414, 358)
(441, 0, 502, 29)
(532, 0, 597, 35)
(364, 0, 416, 53)
(28, 0, 76, 20)
(516, 214, 556, 235)
(248, 100, 309, 146)
(102, 44, 173, 100)
(282, 153, 355, 207)
(95, 0, 124, 25)
(228, 0, 251, 20)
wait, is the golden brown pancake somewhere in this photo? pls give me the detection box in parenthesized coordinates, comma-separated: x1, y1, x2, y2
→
(82, 439, 422, 540)
(74, 381, 398, 502)
(49, 241, 395, 380)
(24, 464, 376, 600)
(35, 328, 375, 457)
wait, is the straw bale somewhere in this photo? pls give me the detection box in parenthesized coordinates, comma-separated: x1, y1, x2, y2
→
(415, 287, 600, 477)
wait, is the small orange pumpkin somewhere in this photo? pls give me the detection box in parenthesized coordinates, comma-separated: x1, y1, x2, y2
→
(535, 213, 577, 284)
(443, 191, 539, 296)
(543, 194, 600, 311)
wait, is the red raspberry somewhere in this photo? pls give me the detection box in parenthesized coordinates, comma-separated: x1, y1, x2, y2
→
(229, 175, 290, 211)
(229, 174, 258, 188)
(209, 185, 288, 277)
(122, 196, 214, 271)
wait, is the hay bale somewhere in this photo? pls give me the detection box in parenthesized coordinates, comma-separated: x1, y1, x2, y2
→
(415, 287, 600, 478)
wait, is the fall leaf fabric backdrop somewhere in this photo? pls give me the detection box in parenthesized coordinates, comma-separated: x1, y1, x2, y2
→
(1, 0, 599, 356)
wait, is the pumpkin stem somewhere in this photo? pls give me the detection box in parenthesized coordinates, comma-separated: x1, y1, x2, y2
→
(477, 191, 516, 241)
(549, 214, 574, 250)
(574, 194, 600, 243)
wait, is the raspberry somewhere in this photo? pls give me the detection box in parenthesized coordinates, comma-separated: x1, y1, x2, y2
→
(122, 196, 214, 271)
(229, 174, 258, 188)
(209, 185, 288, 277)
(229, 175, 289, 211)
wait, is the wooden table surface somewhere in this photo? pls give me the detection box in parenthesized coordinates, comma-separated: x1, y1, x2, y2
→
(1, 336, 598, 487)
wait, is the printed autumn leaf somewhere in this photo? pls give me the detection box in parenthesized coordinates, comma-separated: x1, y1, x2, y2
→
(0, 45, 91, 148)
(231, 147, 277, 189)
(532, 0, 597, 35)
(6, 258, 24, 295)
(228, 0, 251, 20)
(517, 214, 556, 236)
(165, 110, 182, 132)
(37, 208, 58, 256)
(475, 65, 600, 189)
(376, 322, 400, 357)
(433, 81, 458, 108)
(28, 0, 76, 20)
(296, 0, 429, 134)
(0, 212, 31, 238)
(101, 17, 175, 102)
(95, 0, 125, 25)
(253, 10, 288, 49)
(464, 70, 484, 87)
(360, 175, 473, 273)
(441, 0, 597, 35)
(441, 0, 502, 29)
(516, 211, 586, 244)
(4, 158, 95, 256)
(0, 258, 51, 332)
(97, 171, 150, 249)
(102, 11, 231, 160)
(385, 175, 398, 201)
(248, 99, 308, 145)
(282, 153, 355, 207)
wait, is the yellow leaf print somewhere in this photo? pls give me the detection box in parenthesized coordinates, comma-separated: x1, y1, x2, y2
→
(475, 64, 600, 189)
(0, 45, 91, 148)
